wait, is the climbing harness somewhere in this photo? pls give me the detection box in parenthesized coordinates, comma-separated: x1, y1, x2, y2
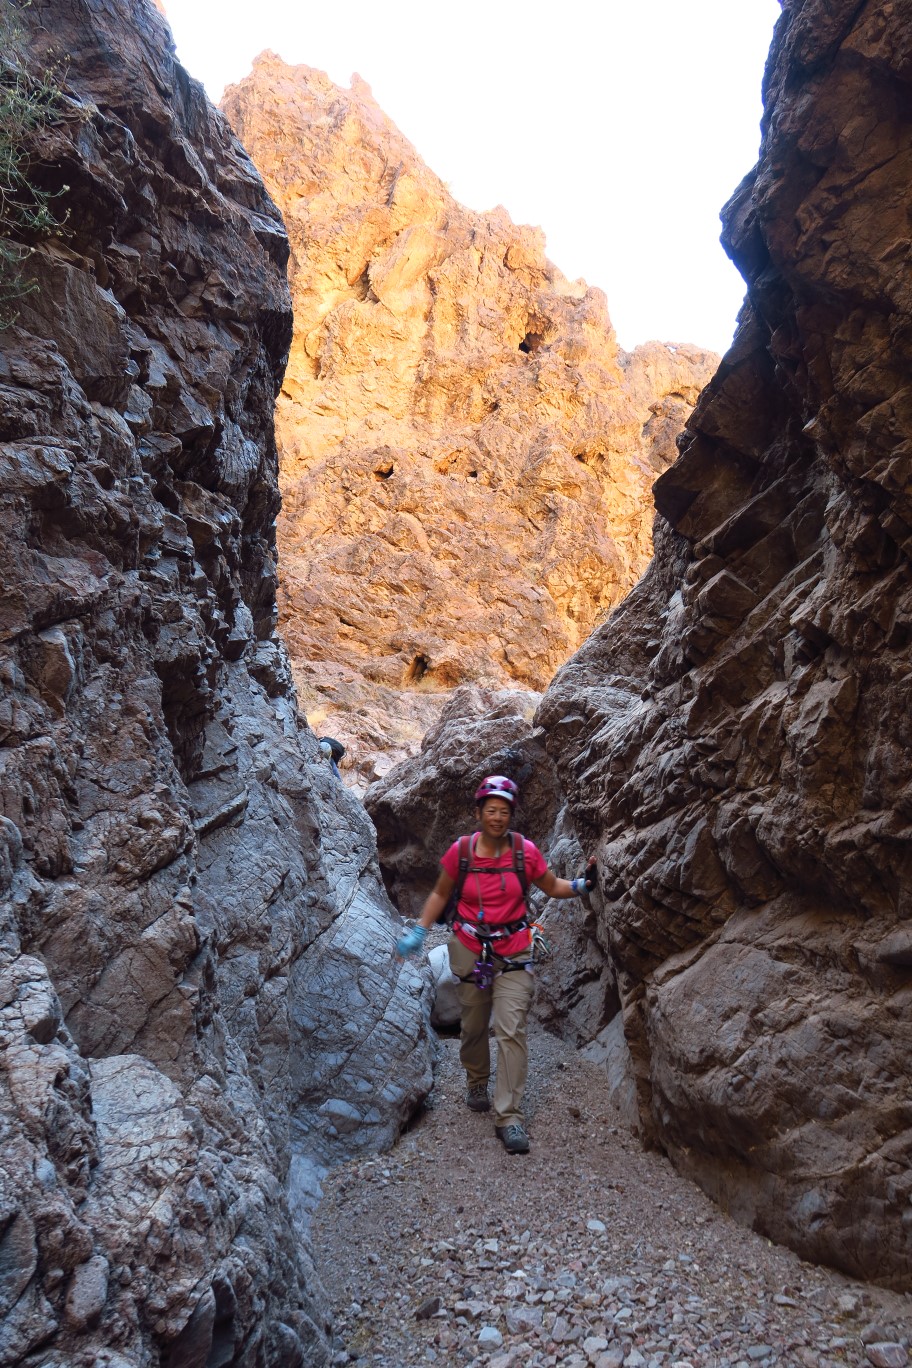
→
(441, 830, 536, 989)
(464, 940, 533, 989)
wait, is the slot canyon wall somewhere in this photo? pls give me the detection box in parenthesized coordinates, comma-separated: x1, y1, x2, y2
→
(0, 3, 433, 1364)
(221, 55, 718, 787)
(534, 0, 912, 1288)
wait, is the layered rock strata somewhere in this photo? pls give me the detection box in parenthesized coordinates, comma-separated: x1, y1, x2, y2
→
(221, 56, 718, 785)
(538, 0, 912, 1289)
(0, 4, 432, 1364)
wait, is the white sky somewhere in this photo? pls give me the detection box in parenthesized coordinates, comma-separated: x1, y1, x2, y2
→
(162, 0, 781, 356)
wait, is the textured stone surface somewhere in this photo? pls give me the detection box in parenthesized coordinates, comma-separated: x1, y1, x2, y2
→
(315, 1026, 912, 1367)
(0, 3, 432, 1363)
(427, 943, 461, 1030)
(221, 55, 718, 785)
(538, 0, 912, 1289)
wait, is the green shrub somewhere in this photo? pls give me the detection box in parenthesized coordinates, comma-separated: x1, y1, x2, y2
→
(0, 0, 66, 324)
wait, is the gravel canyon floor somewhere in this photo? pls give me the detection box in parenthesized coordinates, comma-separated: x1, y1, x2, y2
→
(315, 1027, 912, 1368)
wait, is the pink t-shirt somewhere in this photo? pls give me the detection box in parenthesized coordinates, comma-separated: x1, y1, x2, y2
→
(441, 834, 548, 958)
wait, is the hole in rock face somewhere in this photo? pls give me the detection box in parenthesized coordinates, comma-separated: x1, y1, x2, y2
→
(88, 461, 116, 490)
(406, 653, 430, 684)
(352, 263, 375, 301)
(519, 331, 544, 354)
(373, 462, 394, 480)
(154, 480, 181, 513)
(468, 470, 478, 479)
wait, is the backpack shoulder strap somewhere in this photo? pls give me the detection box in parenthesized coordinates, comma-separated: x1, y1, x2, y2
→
(441, 834, 474, 927)
(510, 831, 529, 897)
(455, 833, 473, 899)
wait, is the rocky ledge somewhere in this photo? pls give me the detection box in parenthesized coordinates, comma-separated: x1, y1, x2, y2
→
(0, 3, 432, 1364)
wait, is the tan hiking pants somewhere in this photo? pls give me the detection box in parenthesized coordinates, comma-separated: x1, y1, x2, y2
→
(448, 934, 535, 1128)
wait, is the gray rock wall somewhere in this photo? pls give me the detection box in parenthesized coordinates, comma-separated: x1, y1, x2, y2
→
(0, 3, 432, 1364)
(537, 0, 912, 1290)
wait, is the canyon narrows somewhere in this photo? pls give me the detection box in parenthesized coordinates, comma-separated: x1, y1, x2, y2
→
(2, 1, 911, 1366)
(220, 54, 717, 786)
(369, 0, 912, 1295)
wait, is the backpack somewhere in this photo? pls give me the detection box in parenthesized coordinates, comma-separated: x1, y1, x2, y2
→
(440, 830, 529, 925)
(320, 736, 346, 762)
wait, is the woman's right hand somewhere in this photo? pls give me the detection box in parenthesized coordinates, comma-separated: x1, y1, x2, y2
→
(395, 925, 427, 959)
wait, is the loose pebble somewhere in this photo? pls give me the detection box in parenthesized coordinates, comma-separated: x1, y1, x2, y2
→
(312, 1025, 912, 1367)
(414, 1295, 441, 1320)
(867, 1346, 910, 1368)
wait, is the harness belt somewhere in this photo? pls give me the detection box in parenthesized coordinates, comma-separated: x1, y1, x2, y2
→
(452, 912, 529, 942)
(455, 958, 532, 983)
(453, 925, 533, 984)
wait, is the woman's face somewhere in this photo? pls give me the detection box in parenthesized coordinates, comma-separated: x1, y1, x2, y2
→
(477, 797, 513, 839)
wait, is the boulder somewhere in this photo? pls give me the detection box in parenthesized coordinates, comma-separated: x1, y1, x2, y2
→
(427, 944, 461, 1030)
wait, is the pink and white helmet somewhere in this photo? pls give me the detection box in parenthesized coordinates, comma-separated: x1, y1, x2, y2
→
(474, 775, 519, 808)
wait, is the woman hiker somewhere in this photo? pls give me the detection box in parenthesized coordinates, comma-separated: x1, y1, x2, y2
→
(396, 775, 596, 1154)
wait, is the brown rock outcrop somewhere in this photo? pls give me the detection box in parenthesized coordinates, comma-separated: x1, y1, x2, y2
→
(221, 56, 717, 784)
(538, 0, 912, 1289)
(0, 3, 432, 1364)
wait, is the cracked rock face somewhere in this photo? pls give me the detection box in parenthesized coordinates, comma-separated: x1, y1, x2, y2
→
(538, 0, 912, 1289)
(220, 55, 718, 786)
(0, 2, 432, 1363)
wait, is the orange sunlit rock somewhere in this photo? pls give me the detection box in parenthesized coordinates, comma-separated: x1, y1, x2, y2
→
(222, 54, 717, 782)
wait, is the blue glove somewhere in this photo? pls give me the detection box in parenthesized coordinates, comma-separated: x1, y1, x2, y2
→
(395, 925, 427, 958)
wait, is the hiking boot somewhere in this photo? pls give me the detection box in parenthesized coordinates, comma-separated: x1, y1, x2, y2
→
(466, 1085, 491, 1112)
(495, 1123, 530, 1154)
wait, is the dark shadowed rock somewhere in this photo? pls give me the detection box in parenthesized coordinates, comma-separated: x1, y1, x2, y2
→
(0, 1, 433, 1362)
(537, 0, 912, 1289)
